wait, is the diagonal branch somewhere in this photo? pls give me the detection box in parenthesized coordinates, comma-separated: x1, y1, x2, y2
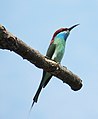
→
(0, 24, 83, 91)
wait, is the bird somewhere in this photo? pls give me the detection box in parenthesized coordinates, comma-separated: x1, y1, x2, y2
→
(30, 24, 79, 110)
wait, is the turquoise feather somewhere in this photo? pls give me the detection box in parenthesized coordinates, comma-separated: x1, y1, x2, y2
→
(30, 24, 79, 109)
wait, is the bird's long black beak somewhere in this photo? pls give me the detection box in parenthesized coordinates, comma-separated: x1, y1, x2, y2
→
(68, 24, 80, 31)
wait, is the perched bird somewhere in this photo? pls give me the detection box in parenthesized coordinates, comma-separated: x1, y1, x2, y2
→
(30, 24, 79, 109)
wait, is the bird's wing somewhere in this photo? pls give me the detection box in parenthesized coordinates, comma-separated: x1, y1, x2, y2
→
(46, 43, 56, 58)
(42, 71, 52, 88)
(42, 43, 56, 88)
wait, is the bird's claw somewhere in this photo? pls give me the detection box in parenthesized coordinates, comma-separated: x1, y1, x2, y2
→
(45, 56, 50, 59)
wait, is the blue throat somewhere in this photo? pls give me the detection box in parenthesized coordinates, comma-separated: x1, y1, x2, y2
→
(56, 32, 69, 41)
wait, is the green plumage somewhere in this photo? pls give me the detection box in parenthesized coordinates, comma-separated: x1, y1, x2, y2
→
(30, 24, 79, 109)
(31, 36, 67, 107)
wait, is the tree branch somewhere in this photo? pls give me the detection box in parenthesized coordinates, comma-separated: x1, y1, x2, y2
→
(0, 24, 83, 91)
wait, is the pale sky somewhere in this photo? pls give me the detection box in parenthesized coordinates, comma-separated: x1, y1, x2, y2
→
(0, 0, 98, 119)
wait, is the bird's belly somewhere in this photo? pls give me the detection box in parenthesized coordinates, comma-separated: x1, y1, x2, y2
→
(52, 46, 65, 62)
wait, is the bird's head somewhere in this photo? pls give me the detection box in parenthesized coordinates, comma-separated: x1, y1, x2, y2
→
(50, 24, 79, 44)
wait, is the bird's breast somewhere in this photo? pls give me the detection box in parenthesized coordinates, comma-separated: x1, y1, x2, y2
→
(52, 38, 66, 62)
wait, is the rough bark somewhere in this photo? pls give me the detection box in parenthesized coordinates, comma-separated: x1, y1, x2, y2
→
(0, 24, 83, 91)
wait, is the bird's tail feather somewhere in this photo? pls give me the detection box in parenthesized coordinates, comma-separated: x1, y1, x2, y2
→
(30, 85, 42, 110)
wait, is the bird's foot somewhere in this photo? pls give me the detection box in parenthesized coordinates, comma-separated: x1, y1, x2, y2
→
(45, 56, 50, 59)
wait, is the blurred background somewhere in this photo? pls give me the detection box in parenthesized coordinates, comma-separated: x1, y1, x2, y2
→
(0, 0, 98, 119)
